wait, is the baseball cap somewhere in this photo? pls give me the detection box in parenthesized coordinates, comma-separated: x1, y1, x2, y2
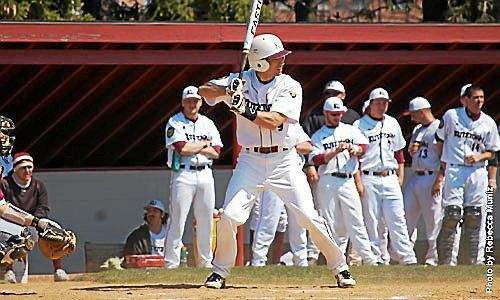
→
(362, 100, 370, 114)
(324, 80, 345, 93)
(323, 97, 347, 112)
(182, 86, 202, 100)
(369, 87, 391, 102)
(460, 83, 472, 97)
(13, 152, 34, 170)
(144, 199, 166, 213)
(408, 97, 431, 112)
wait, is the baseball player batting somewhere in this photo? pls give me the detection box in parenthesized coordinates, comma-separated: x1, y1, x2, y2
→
(164, 86, 223, 268)
(434, 85, 500, 265)
(200, 33, 356, 289)
(403, 97, 442, 266)
(311, 97, 378, 265)
(354, 87, 417, 265)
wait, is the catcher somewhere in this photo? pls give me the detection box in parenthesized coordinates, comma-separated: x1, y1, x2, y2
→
(0, 188, 76, 282)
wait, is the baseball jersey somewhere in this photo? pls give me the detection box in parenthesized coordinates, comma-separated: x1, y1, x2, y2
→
(354, 114, 406, 171)
(0, 155, 12, 178)
(409, 119, 441, 171)
(209, 69, 302, 147)
(286, 123, 311, 168)
(165, 112, 223, 168)
(310, 123, 368, 175)
(436, 107, 500, 167)
(149, 224, 168, 257)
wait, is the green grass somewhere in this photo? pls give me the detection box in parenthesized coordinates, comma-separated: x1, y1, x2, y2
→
(76, 265, 493, 286)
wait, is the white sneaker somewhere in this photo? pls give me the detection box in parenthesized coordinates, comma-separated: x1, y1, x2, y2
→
(4, 270, 16, 283)
(54, 269, 69, 282)
(336, 270, 356, 288)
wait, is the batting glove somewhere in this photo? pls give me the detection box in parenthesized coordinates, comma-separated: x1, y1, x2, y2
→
(226, 78, 245, 95)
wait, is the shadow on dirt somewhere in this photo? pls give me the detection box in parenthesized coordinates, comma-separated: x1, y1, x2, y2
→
(74, 283, 255, 291)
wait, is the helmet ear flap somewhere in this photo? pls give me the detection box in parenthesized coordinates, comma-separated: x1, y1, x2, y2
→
(249, 59, 269, 72)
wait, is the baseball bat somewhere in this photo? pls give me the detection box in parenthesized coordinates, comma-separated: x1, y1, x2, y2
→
(238, 0, 264, 79)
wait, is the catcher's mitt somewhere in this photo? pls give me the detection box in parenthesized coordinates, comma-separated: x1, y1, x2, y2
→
(38, 227, 76, 260)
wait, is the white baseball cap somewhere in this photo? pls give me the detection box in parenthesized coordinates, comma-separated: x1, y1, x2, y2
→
(408, 97, 431, 112)
(182, 86, 202, 100)
(460, 83, 472, 97)
(362, 100, 370, 114)
(324, 80, 345, 93)
(323, 97, 347, 112)
(369, 87, 391, 102)
(144, 199, 166, 213)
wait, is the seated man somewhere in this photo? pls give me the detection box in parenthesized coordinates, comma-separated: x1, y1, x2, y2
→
(123, 200, 168, 258)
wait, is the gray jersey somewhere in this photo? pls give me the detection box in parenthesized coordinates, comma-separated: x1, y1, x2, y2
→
(410, 119, 441, 171)
(0, 155, 13, 178)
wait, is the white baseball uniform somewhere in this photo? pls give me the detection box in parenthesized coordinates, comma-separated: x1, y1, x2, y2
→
(403, 119, 442, 266)
(0, 155, 13, 178)
(436, 107, 500, 264)
(249, 123, 310, 267)
(164, 112, 223, 268)
(206, 69, 349, 278)
(355, 114, 417, 264)
(311, 123, 378, 265)
(437, 107, 500, 208)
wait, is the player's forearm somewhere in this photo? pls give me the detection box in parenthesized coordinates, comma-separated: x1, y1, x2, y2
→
(295, 142, 312, 155)
(396, 163, 404, 185)
(199, 147, 220, 159)
(0, 202, 35, 227)
(179, 142, 208, 156)
(478, 151, 495, 162)
(198, 83, 226, 99)
(253, 111, 286, 130)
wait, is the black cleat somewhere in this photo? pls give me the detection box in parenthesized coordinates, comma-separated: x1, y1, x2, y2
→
(336, 270, 356, 288)
(205, 272, 226, 289)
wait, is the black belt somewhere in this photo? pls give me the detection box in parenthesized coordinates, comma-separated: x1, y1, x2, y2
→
(415, 170, 434, 176)
(246, 146, 289, 154)
(330, 172, 353, 179)
(179, 164, 211, 171)
(362, 170, 396, 177)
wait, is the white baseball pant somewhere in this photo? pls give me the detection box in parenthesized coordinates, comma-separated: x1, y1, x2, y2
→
(212, 149, 348, 278)
(403, 172, 442, 266)
(361, 173, 417, 264)
(250, 190, 308, 267)
(316, 174, 378, 265)
(164, 168, 215, 268)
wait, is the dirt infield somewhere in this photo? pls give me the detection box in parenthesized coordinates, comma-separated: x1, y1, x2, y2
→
(1, 266, 499, 299)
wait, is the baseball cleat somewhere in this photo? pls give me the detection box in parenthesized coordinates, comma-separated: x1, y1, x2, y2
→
(54, 269, 69, 282)
(205, 272, 226, 289)
(4, 270, 16, 283)
(336, 270, 356, 288)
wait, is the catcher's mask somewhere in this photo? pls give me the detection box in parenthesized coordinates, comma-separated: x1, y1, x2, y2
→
(0, 116, 15, 157)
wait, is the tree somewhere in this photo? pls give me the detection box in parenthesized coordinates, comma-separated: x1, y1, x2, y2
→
(207, 0, 274, 22)
(0, 0, 94, 20)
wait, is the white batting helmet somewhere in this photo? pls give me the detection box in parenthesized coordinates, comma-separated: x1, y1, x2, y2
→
(248, 34, 291, 72)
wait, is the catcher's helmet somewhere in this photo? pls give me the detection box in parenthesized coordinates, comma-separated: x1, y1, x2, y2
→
(248, 34, 291, 72)
(0, 116, 15, 157)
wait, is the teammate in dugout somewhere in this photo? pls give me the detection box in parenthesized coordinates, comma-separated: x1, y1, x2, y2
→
(123, 200, 168, 258)
(310, 97, 378, 265)
(199, 33, 356, 289)
(403, 97, 442, 266)
(249, 123, 312, 267)
(433, 85, 500, 265)
(354, 87, 417, 265)
(164, 86, 223, 268)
